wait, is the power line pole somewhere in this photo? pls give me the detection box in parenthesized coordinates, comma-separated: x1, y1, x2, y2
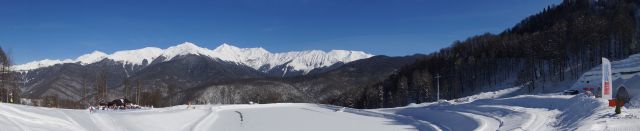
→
(434, 74, 441, 101)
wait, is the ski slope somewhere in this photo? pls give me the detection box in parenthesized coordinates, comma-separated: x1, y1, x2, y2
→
(1, 87, 639, 131)
(0, 103, 417, 131)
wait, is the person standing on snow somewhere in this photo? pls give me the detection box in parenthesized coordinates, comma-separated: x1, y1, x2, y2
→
(89, 106, 95, 114)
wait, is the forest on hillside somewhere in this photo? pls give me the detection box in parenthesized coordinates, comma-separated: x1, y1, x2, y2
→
(0, 48, 21, 105)
(331, 0, 640, 109)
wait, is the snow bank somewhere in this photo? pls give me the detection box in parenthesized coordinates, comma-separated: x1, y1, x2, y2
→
(554, 94, 604, 129)
(453, 86, 523, 103)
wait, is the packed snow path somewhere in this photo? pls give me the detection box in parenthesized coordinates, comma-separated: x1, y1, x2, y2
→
(0, 103, 419, 131)
(1, 89, 639, 131)
(200, 104, 420, 131)
(373, 95, 569, 131)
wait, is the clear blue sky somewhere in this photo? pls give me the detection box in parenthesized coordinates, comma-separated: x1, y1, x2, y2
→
(0, 0, 561, 64)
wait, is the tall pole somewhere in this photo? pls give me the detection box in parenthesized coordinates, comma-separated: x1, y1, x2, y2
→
(136, 80, 140, 105)
(434, 74, 441, 101)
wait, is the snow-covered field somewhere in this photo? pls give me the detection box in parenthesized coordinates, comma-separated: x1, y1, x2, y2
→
(0, 103, 417, 131)
(1, 86, 638, 131)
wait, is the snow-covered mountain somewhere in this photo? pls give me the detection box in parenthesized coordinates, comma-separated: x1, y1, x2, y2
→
(14, 42, 373, 74)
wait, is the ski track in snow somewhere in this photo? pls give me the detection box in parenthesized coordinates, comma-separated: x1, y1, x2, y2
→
(0, 103, 83, 131)
(0, 112, 27, 131)
(56, 110, 87, 131)
(92, 113, 127, 131)
(334, 105, 442, 131)
(370, 87, 571, 131)
(189, 106, 220, 131)
(479, 105, 559, 131)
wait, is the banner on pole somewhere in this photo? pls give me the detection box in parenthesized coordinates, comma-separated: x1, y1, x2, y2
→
(602, 58, 613, 100)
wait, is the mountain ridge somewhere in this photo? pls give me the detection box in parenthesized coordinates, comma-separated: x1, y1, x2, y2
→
(14, 42, 374, 74)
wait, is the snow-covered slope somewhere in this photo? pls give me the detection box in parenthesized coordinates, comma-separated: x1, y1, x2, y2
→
(2, 87, 639, 131)
(13, 42, 374, 74)
(0, 103, 416, 131)
(13, 59, 75, 71)
(572, 54, 640, 85)
(572, 54, 640, 105)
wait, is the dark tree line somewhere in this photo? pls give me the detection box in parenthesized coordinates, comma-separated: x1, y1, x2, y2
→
(333, 0, 640, 109)
(0, 47, 21, 104)
(39, 68, 166, 109)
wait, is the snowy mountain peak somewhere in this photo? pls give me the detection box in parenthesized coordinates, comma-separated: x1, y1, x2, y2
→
(171, 42, 208, 53)
(109, 47, 164, 65)
(176, 42, 200, 49)
(214, 43, 237, 51)
(14, 42, 374, 74)
(213, 43, 242, 55)
(75, 51, 108, 64)
(161, 42, 214, 60)
(254, 47, 269, 53)
(87, 50, 108, 56)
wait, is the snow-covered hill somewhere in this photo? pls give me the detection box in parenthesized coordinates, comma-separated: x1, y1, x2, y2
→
(13, 42, 373, 74)
(572, 54, 640, 87)
(572, 54, 640, 106)
(1, 86, 638, 131)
